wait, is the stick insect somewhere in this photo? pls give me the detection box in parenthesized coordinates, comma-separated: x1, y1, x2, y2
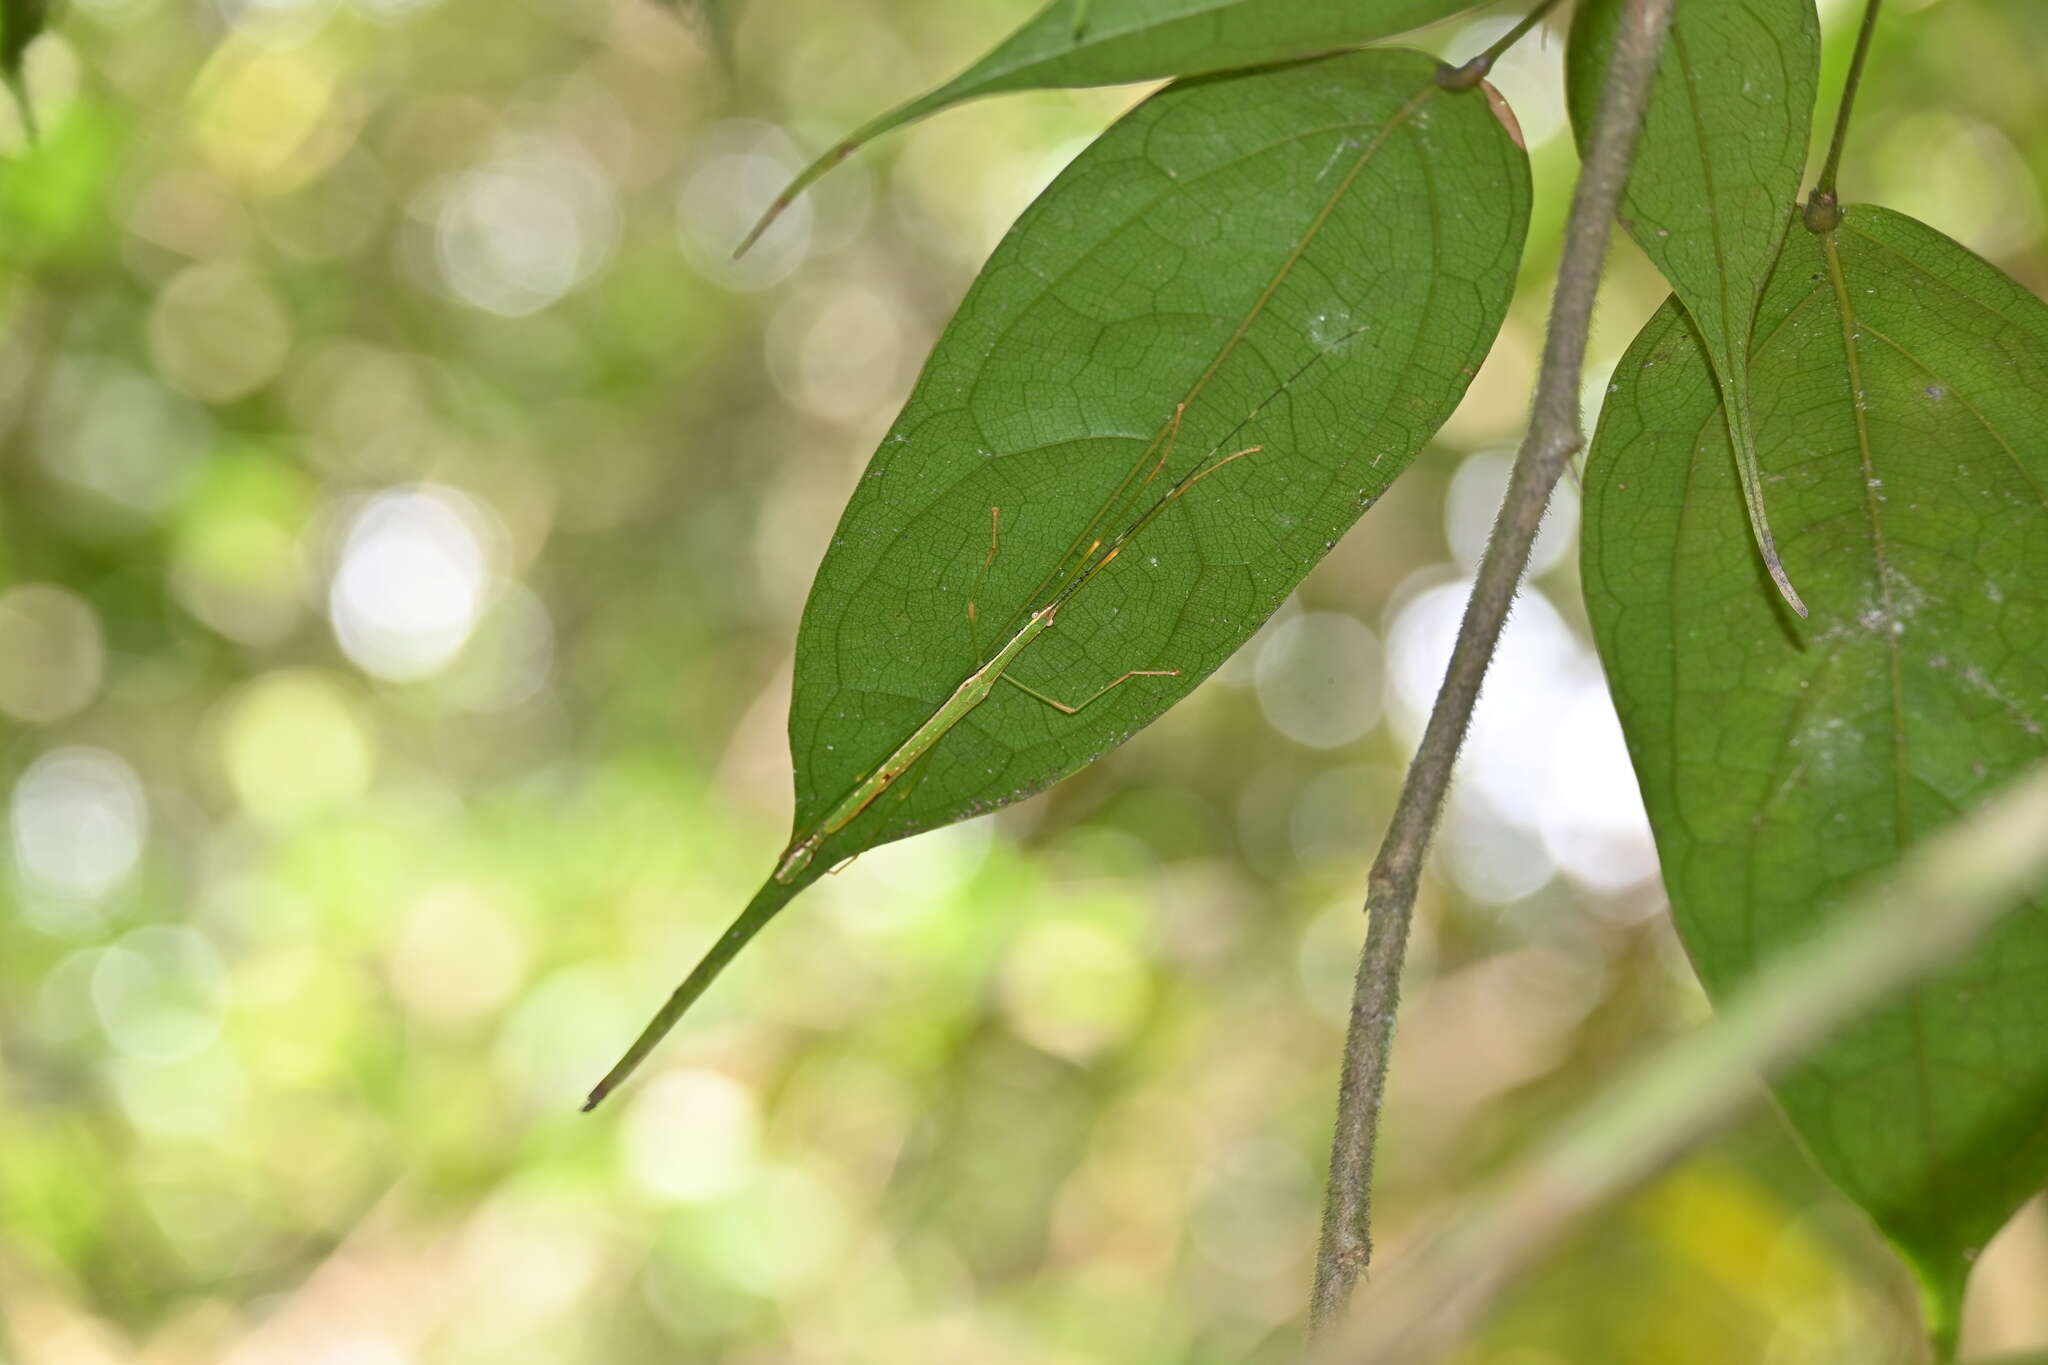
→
(581, 419, 1257, 1110)
(583, 300, 1388, 1112)
(774, 424, 1258, 883)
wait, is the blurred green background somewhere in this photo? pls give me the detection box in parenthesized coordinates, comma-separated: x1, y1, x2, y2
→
(2, 0, 2045, 1360)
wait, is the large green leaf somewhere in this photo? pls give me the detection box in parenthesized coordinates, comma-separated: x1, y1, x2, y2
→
(1583, 205, 2048, 1340)
(736, 0, 1486, 252)
(1568, 0, 1820, 615)
(590, 49, 1528, 1104)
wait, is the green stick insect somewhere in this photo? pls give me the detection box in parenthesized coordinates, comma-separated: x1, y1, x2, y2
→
(582, 414, 1258, 1110)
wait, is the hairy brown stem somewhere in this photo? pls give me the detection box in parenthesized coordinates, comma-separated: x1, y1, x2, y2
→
(1307, 0, 1677, 1335)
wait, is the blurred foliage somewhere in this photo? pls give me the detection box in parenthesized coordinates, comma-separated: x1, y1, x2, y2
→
(0, 0, 2044, 1362)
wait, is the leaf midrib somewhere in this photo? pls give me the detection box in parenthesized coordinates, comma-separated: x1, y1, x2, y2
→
(829, 77, 1453, 831)
(1820, 222, 1935, 1180)
(977, 81, 1440, 641)
(837, 112, 1414, 677)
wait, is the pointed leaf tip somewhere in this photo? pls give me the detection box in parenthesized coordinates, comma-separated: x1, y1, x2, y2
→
(1586, 204, 2048, 1305)
(1568, 0, 1819, 615)
(1767, 557, 1807, 619)
(733, 139, 856, 259)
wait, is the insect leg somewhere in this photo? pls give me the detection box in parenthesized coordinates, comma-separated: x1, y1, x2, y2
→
(1001, 668, 1179, 716)
(967, 505, 1001, 653)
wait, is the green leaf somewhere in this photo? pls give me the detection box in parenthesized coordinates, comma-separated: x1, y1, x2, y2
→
(736, 0, 1487, 253)
(590, 49, 1528, 1105)
(1567, 0, 1820, 615)
(1583, 205, 2048, 1336)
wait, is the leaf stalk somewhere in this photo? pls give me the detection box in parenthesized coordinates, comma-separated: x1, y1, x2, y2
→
(1805, 0, 1883, 233)
(1436, 0, 1565, 93)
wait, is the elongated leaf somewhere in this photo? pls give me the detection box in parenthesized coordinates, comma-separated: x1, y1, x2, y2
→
(1568, 0, 1819, 614)
(590, 50, 1528, 1105)
(1583, 206, 2048, 1338)
(737, 0, 1485, 252)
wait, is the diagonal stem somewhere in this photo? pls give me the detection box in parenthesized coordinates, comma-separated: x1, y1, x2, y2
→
(1307, 0, 1677, 1335)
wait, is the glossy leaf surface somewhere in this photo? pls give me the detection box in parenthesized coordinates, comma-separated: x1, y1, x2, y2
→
(1569, 0, 1821, 614)
(739, 0, 1486, 251)
(588, 50, 1530, 1106)
(1584, 206, 2048, 1327)
(793, 48, 1526, 870)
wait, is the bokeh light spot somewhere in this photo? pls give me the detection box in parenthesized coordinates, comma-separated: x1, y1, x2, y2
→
(219, 669, 374, 820)
(109, 1047, 245, 1137)
(1445, 449, 1578, 577)
(1875, 111, 2045, 260)
(190, 41, 344, 192)
(147, 260, 294, 403)
(455, 1186, 605, 1329)
(764, 281, 906, 422)
(677, 121, 815, 292)
(700, 1164, 850, 1296)
(92, 924, 231, 1062)
(10, 746, 148, 904)
(1388, 576, 1655, 896)
(430, 135, 618, 316)
(389, 884, 531, 1028)
(40, 360, 209, 516)
(0, 585, 105, 723)
(999, 918, 1149, 1062)
(622, 1069, 761, 1203)
(1539, 679, 1661, 893)
(1254, 611, 1384, 750)
(436, 584, 555, 714)
(328, 485, 493, 681)
(1441, 789, 1557, 905)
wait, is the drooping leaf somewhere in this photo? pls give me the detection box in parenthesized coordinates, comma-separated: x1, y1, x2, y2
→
(1568, 0, 1820, 615)
(1583, 205, 2048, 1342)
(590, 49, 1529, 1103)
(736, 0, 1487, 252)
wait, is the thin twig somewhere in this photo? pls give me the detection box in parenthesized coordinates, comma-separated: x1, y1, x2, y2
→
(1307, 0, 1677, 1335)
(1326, 759, 2048, 1365)
(1818, 0, 1875, 209)
(1436, 0, 1566, 93)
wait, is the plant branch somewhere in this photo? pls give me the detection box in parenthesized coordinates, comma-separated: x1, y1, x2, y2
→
(1805, 0, 1882, 232)
(1323, 759, 2048, 1365)
(1436, 0, 1565, 93)
(1307, 0, 1676, 1335)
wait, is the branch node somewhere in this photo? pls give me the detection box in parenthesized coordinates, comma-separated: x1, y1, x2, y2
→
(1803, 190, 1842, 235)
(1435, 56, 1491, 93)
